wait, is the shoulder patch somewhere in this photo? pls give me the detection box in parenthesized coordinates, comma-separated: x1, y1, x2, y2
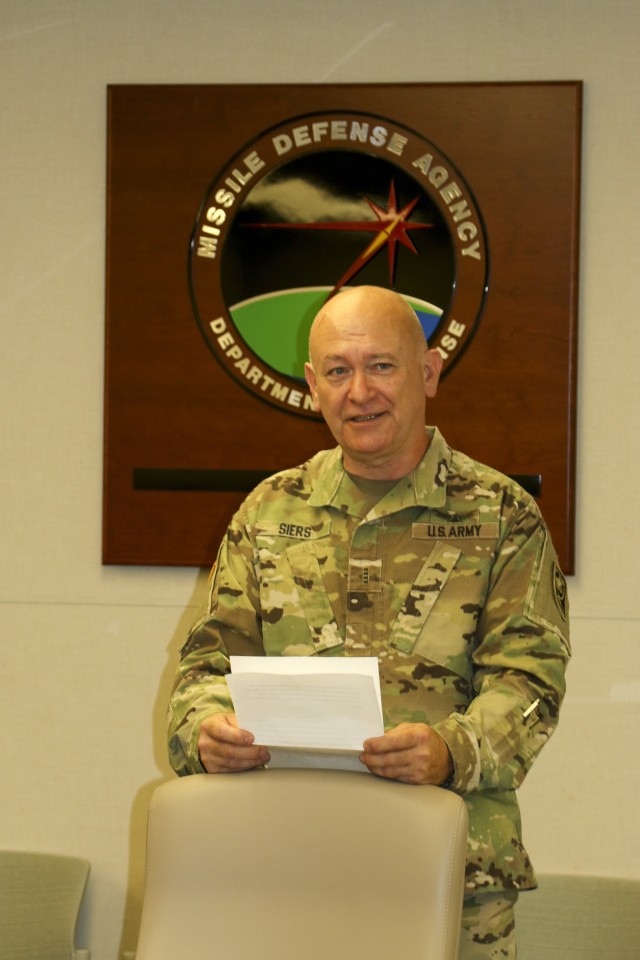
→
(524, 532, 570, 652)
(553, 561, 568, 621)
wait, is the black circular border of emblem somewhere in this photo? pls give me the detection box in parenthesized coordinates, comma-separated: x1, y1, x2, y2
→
(189, 110, 490, 418)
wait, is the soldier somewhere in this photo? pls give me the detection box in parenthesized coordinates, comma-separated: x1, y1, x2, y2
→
(168, 285, 570, 959)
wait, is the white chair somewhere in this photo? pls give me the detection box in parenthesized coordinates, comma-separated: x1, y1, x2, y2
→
(516, 873, 640, 959)
(0, 850, 90, 960)
(135, 769, 468, 960)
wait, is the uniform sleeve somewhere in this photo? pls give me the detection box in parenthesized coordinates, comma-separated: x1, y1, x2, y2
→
(167, 503, 264, 776)
(431, 499, 571, 794)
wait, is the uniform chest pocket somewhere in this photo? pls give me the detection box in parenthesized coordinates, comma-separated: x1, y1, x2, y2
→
(388, 543, 477, 684)
(255, 523, 342, 655)
(390, 542, 461, 654)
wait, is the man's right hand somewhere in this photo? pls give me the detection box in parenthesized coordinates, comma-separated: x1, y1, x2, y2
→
(197, 712, 270, 773)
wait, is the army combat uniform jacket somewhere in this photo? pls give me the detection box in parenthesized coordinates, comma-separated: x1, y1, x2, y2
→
(168, 427, 570, 893)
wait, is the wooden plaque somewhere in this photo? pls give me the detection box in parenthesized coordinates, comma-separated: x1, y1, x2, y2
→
(104, 82, 581, 570)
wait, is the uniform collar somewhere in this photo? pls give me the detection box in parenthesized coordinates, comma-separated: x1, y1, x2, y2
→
(308, 427, 451, 514)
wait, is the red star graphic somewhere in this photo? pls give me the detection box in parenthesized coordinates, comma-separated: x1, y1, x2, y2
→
(242, 180, 433, 299)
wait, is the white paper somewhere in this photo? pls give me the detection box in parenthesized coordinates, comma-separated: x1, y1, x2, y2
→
(230, 654, 382, 697)
(264, 746, 369, 773)
(227, 656, 384, 771)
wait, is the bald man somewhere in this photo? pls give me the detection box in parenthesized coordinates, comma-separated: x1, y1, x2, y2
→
(168, 286, 570, 959)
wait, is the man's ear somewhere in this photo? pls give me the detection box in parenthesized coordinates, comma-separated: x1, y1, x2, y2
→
(424, 348, 443, 399)
(304, 361, 322, 412)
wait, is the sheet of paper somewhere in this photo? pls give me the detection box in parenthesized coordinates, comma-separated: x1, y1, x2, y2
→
(227, 657, 383, 771)
(265, 747, 369, 773)
(230, 655, 382, 699)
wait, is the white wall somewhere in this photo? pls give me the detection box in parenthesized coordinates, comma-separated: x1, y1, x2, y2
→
(1, 1, 639, 958)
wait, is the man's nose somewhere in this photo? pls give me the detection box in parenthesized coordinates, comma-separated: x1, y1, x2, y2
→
(348, 369, 374, 403)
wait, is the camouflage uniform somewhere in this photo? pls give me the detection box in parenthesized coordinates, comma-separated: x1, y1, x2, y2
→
(168, 426, 570, 897)
(460, 891, 519, 958)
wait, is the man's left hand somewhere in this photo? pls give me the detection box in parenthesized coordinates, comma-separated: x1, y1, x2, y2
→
(361, 722, 454, 786)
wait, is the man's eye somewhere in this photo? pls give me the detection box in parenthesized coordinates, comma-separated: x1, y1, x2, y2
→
(328, 366, 347, 377)
(374, 363, 393, 372)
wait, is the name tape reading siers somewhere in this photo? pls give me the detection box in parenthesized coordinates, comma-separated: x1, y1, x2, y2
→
(189, 111, 488, 415)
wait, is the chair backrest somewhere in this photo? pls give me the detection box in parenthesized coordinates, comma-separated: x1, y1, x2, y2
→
(516, 873, 640, 960)
(136, 769, 468, 960)
(0, 850, 90, 960)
